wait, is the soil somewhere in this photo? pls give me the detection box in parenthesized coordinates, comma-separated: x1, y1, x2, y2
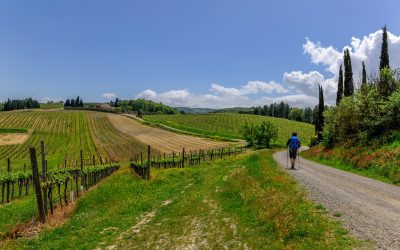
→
(107, 114, 233, 153)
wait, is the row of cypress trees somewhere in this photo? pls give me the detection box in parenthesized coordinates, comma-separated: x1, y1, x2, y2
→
(317, 26, 392, 141)
(64, 96, 84, 108)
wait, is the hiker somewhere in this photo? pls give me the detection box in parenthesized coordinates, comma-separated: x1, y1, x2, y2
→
(287, 132, 301, 169)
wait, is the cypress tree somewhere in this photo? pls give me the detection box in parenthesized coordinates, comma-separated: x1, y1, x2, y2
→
(379, 25, 390, 71)
(336, 64, 344, 105)
(361, 61, 367, 92)
(316, 85, 325, 140)
(343, 49, 354, 96)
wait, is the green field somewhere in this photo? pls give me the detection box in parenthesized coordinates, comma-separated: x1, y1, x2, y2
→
(39, 103, 64, 109)
(0, 128, 28, 134)
(4, 150, 363, 249)
(144, 113, 315, 146)
(0, 110, 149, 171)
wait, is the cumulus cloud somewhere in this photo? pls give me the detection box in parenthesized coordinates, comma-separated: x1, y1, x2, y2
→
(301, 29, 400, 104)
(101, 93, 117, 99)
(137, 29, 400, 108)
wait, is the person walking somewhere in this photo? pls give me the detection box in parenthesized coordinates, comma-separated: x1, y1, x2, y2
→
(287, 132, 301, 169)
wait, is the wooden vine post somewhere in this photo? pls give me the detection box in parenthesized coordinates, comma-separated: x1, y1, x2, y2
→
(147, 145, 151, 180)
(182, 148, 185, 168)
(41, 141, 48, 216)
(30, 147, 46, 223)
(80, 150, 84, 190)
(6, 158, 10, 203)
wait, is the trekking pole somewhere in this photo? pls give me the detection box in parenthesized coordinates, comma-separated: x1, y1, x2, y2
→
(286, 147, 289, 169)
(298, 147, 301, 170)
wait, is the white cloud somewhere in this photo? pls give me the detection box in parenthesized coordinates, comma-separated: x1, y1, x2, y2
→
(101, 93, 117, 99)
(136, 29, 400, 108)
(300, 29, 400, 104)
(41, 97, 63, 103)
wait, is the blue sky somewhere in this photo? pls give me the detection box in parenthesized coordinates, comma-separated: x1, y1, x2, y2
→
(0, 0, 399, 107)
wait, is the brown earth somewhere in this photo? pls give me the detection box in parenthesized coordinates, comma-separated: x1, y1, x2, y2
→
(0, 133, 30, 145)
(107, 114, 233, 153)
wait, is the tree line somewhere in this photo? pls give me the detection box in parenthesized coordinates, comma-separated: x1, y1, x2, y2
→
(0, 98, 40, 111)
(318, 26, 400, 148)
(234, 102, 317, 125)
(64, 96, 84, 108)
(110, 98, 178, 115)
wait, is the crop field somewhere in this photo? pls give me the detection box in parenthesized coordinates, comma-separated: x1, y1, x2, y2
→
(143, 113, 315, 146)
(0, 110, 150, 171)
(0, 111, 236, 172)
(108, 114, 232, 153)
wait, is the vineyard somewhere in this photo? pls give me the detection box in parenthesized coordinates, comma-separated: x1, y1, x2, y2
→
(143, 113, 315, 145)
(108, 114, 232, 153)
(0, 110, 149, 172)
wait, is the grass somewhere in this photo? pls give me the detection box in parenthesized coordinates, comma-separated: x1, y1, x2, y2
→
(3, 150, 366, 249)
(39, 103, 64, 109)
(302, 145, 400, 185)
(0, 128, 28, 134)
(0, 195, 37, 237)
(143, 113, 315, 146)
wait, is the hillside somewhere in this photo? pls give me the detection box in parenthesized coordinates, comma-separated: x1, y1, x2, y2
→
(0, 110, 230, 172)
(3, 150, 362, 249)
(143, 113, 315, 146)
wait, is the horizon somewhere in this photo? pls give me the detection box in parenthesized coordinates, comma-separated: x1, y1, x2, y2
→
(0, 1, 399, 108)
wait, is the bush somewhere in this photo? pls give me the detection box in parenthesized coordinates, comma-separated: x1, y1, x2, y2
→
(241, 121, 278, 148)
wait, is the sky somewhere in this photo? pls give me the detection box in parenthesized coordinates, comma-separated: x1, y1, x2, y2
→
(0, 0, 399, 108)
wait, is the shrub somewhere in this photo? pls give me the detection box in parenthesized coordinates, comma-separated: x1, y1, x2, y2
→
(241, 121, 278, 148)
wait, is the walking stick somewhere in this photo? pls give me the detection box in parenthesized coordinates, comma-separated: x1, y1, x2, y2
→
(287, 147, 289, 169)
(298, 147, 301, 170)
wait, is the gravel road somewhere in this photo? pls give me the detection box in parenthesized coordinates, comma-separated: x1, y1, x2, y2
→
(273, 149, 400, 249)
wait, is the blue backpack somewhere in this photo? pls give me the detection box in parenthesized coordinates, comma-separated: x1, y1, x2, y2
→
(289, 136, 299, 150)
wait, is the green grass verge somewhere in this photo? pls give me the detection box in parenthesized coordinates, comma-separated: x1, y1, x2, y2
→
(301, 150, 395, 185)
(4, 151, 366, 249)
(0, 128, 28, 134)
(143, 113, 314, 146)
(0, 195, 37, 237)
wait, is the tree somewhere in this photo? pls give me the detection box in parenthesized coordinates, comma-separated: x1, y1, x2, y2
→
(288, 108, 303, 121)
(75, 96, 80, 107)
(336, 64, 344, 105)
(343, 49, 354, 97)
(79, 99, 84, 107)
(255, 121, 278, 148)
(241, 122, 257, 147)
(361, 61, 367, 92)
(302, 107, 313, 124)
(378, 67, 395, 98)
(64, 99, 71, 107)
(379, 25, 390, 71)
(316, 85, 325, 140)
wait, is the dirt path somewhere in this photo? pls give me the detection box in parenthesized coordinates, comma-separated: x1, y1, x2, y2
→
(273, 149, 400, 249)
(107, 114, 233, 153)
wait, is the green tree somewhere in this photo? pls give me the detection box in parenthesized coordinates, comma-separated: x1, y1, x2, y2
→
(316, 85, 325, 140)
(378, 67, 396, 99)
(336, 64, 344, 105)
(379, 25, 390, 71)
(361, 61, 367, 92)
(288, 108, 303, 121)
(240, 122, 257, 146)
(343, 49, 354, 97)
(255, 121, 278, 148)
